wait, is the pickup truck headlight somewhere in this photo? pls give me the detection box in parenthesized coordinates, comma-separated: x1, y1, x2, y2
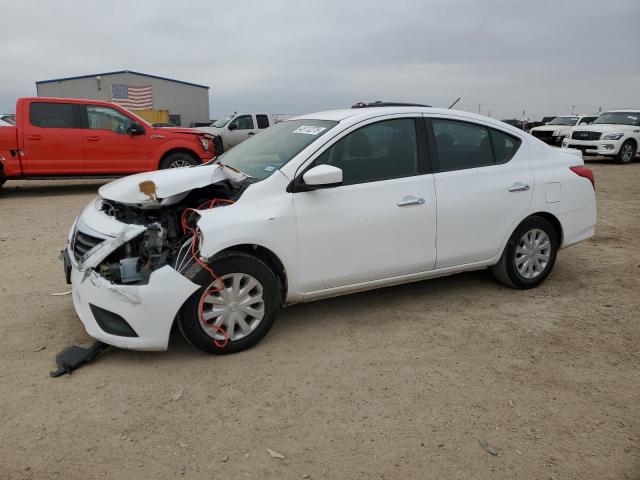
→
(602, 133, 624, 140)
(198, 134, 214, 152)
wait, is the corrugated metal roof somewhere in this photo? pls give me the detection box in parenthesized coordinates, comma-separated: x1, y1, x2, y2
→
(35, 70, 209, 89)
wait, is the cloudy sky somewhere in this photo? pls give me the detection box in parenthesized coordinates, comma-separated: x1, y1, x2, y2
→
(1, 0, 639, 120)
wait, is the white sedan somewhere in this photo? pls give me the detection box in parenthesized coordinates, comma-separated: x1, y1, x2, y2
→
(64, 105, 597, 354)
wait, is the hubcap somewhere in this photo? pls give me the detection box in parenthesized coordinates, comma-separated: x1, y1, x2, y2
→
(169, 159, 192, 168)
(515, 228, 551, 279)
(199, 273, 265, 341)
(622, 144, 633, 162)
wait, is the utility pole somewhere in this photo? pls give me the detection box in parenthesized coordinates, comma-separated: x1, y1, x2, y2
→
(571, 105, 576, 115)
(478, 104, 482, 114)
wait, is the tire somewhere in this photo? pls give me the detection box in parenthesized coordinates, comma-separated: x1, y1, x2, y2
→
(178, 251, 282, 354)
(615, 140, 636, 164)
(491, 216, 558, 289)
(159, 152, 200, 169)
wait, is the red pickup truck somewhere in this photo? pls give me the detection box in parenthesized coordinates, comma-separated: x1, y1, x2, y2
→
(0, 97, 219, 189)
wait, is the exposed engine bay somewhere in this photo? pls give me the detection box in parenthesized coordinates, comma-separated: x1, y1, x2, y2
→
(79, 165, 250, 286)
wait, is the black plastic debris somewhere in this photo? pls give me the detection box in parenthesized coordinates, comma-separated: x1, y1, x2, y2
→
(50, 341, 109, 377)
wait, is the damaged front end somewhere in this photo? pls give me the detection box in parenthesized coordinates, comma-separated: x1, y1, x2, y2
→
(72, 164, 248, 284)
(65, 163, 250, 350)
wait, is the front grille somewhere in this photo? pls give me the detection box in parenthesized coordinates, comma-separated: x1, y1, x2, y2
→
(72, 230, 104, 261)
(532, 130, 554, 139)
(572, 131, 601, 141)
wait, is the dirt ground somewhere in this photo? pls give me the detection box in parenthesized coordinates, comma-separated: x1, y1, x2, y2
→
(0, 158, 638, 480)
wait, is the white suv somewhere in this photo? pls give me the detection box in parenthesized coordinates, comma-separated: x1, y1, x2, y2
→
(64, 106, 597, 354)
(530, 115, 598, 146)
(562, 110, 640, 163)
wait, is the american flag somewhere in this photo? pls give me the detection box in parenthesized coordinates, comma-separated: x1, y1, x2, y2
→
(111, 84, 153, 110)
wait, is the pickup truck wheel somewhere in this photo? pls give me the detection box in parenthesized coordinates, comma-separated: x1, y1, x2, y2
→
(178, 251, 282, 354)
(491, 216, 558, 289)
(615, 140, 636, 164)
(160, 152, 199, 169)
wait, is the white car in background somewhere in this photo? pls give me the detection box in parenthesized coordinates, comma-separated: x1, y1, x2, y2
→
(562, 110, 640, 164)
(530, 115, 598, 146)
(198, 112, 296, 151)
(0, 118, 13, 127)
(64, 104, 597, 354)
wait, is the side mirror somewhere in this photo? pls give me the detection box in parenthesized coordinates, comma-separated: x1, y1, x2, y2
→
(128, 122, 145, 135)
(301, 164, 343, 189)
(228, 123, 237, 131)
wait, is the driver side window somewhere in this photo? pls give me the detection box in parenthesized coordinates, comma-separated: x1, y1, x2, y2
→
(313, 118, 418, 186)
(230, 115, 254, 130)
(86, 106, 133, 134)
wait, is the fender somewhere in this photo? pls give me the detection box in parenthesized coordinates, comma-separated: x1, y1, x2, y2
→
(152, 138, 205, 165)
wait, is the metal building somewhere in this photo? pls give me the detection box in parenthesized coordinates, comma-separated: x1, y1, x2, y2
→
(35, 70, 210, 127)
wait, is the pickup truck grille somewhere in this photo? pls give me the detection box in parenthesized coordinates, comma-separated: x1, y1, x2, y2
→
(572, 131, 601, 141)
(532, 130, 554, 139)
(72, 231, 104, 261)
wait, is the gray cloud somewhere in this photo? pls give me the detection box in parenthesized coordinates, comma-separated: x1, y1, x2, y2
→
(1, 0, 639, 120)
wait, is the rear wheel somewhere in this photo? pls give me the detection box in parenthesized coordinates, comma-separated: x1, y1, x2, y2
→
(491, 216, 558, 289)
(178, 251, 282, 354)
(615, 140, 636, 164)
(159, 152, 199, 169)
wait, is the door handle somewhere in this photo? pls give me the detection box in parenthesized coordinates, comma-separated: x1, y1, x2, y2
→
(397, 196, 425, 207)
(85, 136, 100, 141)
(509, 183, 530, 192)
(27, 134, 42, 140)
(247, 132, 255, 136)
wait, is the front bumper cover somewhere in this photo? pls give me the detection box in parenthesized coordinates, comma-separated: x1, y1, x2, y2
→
(562, 139, 623, 156)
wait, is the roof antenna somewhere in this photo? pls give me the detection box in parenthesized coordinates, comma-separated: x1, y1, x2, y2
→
(448, 97, 461, 109)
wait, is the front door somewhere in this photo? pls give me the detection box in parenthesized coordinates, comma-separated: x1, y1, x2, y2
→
(428, 116, 533, 268)
(293, 117, 437, 293)
(226, 115, 257, 148)
(82, 105, 150, 174)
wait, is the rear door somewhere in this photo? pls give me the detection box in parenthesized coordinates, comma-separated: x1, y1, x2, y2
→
(22, 101, 84, 174)
(427, 116, 533, 268)
(226, 114, 257, 148)
(82, 105, 150, 174)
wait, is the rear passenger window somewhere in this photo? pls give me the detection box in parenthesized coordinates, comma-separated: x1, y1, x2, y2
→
(490, 129, 521, 164)
(313, 118, 418, 185)
(256, 114, 269, 129)
(30, 102, 77, 128)
(432, 119, 492, 171)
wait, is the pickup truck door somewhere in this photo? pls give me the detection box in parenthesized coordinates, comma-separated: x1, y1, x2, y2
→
(82, 105, 150, 174)
(225, 115, 257, 148)
(22, 101, 85, 174)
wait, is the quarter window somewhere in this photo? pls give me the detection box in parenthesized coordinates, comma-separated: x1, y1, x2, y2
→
(230, 115, 254, 130)
(86, 106, 134, 134)
(30, 102, 77, 128)
(490, 129, 521, 164)
(313, 118, 419, 185)
(256, 114, 269, 129)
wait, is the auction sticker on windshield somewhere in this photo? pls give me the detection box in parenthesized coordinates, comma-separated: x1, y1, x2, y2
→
(293, 126, 327, 135)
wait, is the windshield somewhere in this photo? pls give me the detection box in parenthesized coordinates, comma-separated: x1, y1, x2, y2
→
(593, 112, 640, 126)
(216, 119, 338, 180)
(548, 116, 578, 126)
(213, 115, 235, 128)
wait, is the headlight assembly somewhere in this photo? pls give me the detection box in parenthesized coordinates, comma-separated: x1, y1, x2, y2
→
(602, 133, 624, 140)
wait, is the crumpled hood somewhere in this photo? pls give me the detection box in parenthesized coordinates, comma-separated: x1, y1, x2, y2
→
(98, 163, 246, 207)
(155, 127, 203, 135)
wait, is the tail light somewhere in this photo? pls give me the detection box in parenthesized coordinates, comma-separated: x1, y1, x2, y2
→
(570, 166, 595, 190)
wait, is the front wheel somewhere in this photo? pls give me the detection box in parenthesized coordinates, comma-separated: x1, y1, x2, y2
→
(615, 140, 636, 164)
(178, 252, 282, 354)
(491, 216, 558, 289)
(159, 152, 199, 169)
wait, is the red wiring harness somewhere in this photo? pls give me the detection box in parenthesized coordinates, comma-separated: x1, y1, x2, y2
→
(181, 199, 235, 348)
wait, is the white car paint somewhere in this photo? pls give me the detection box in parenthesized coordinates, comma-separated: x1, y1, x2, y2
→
(0, 118, 12, 127)
(67, 106, 597, 351)
(562, 110, 640, 159)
